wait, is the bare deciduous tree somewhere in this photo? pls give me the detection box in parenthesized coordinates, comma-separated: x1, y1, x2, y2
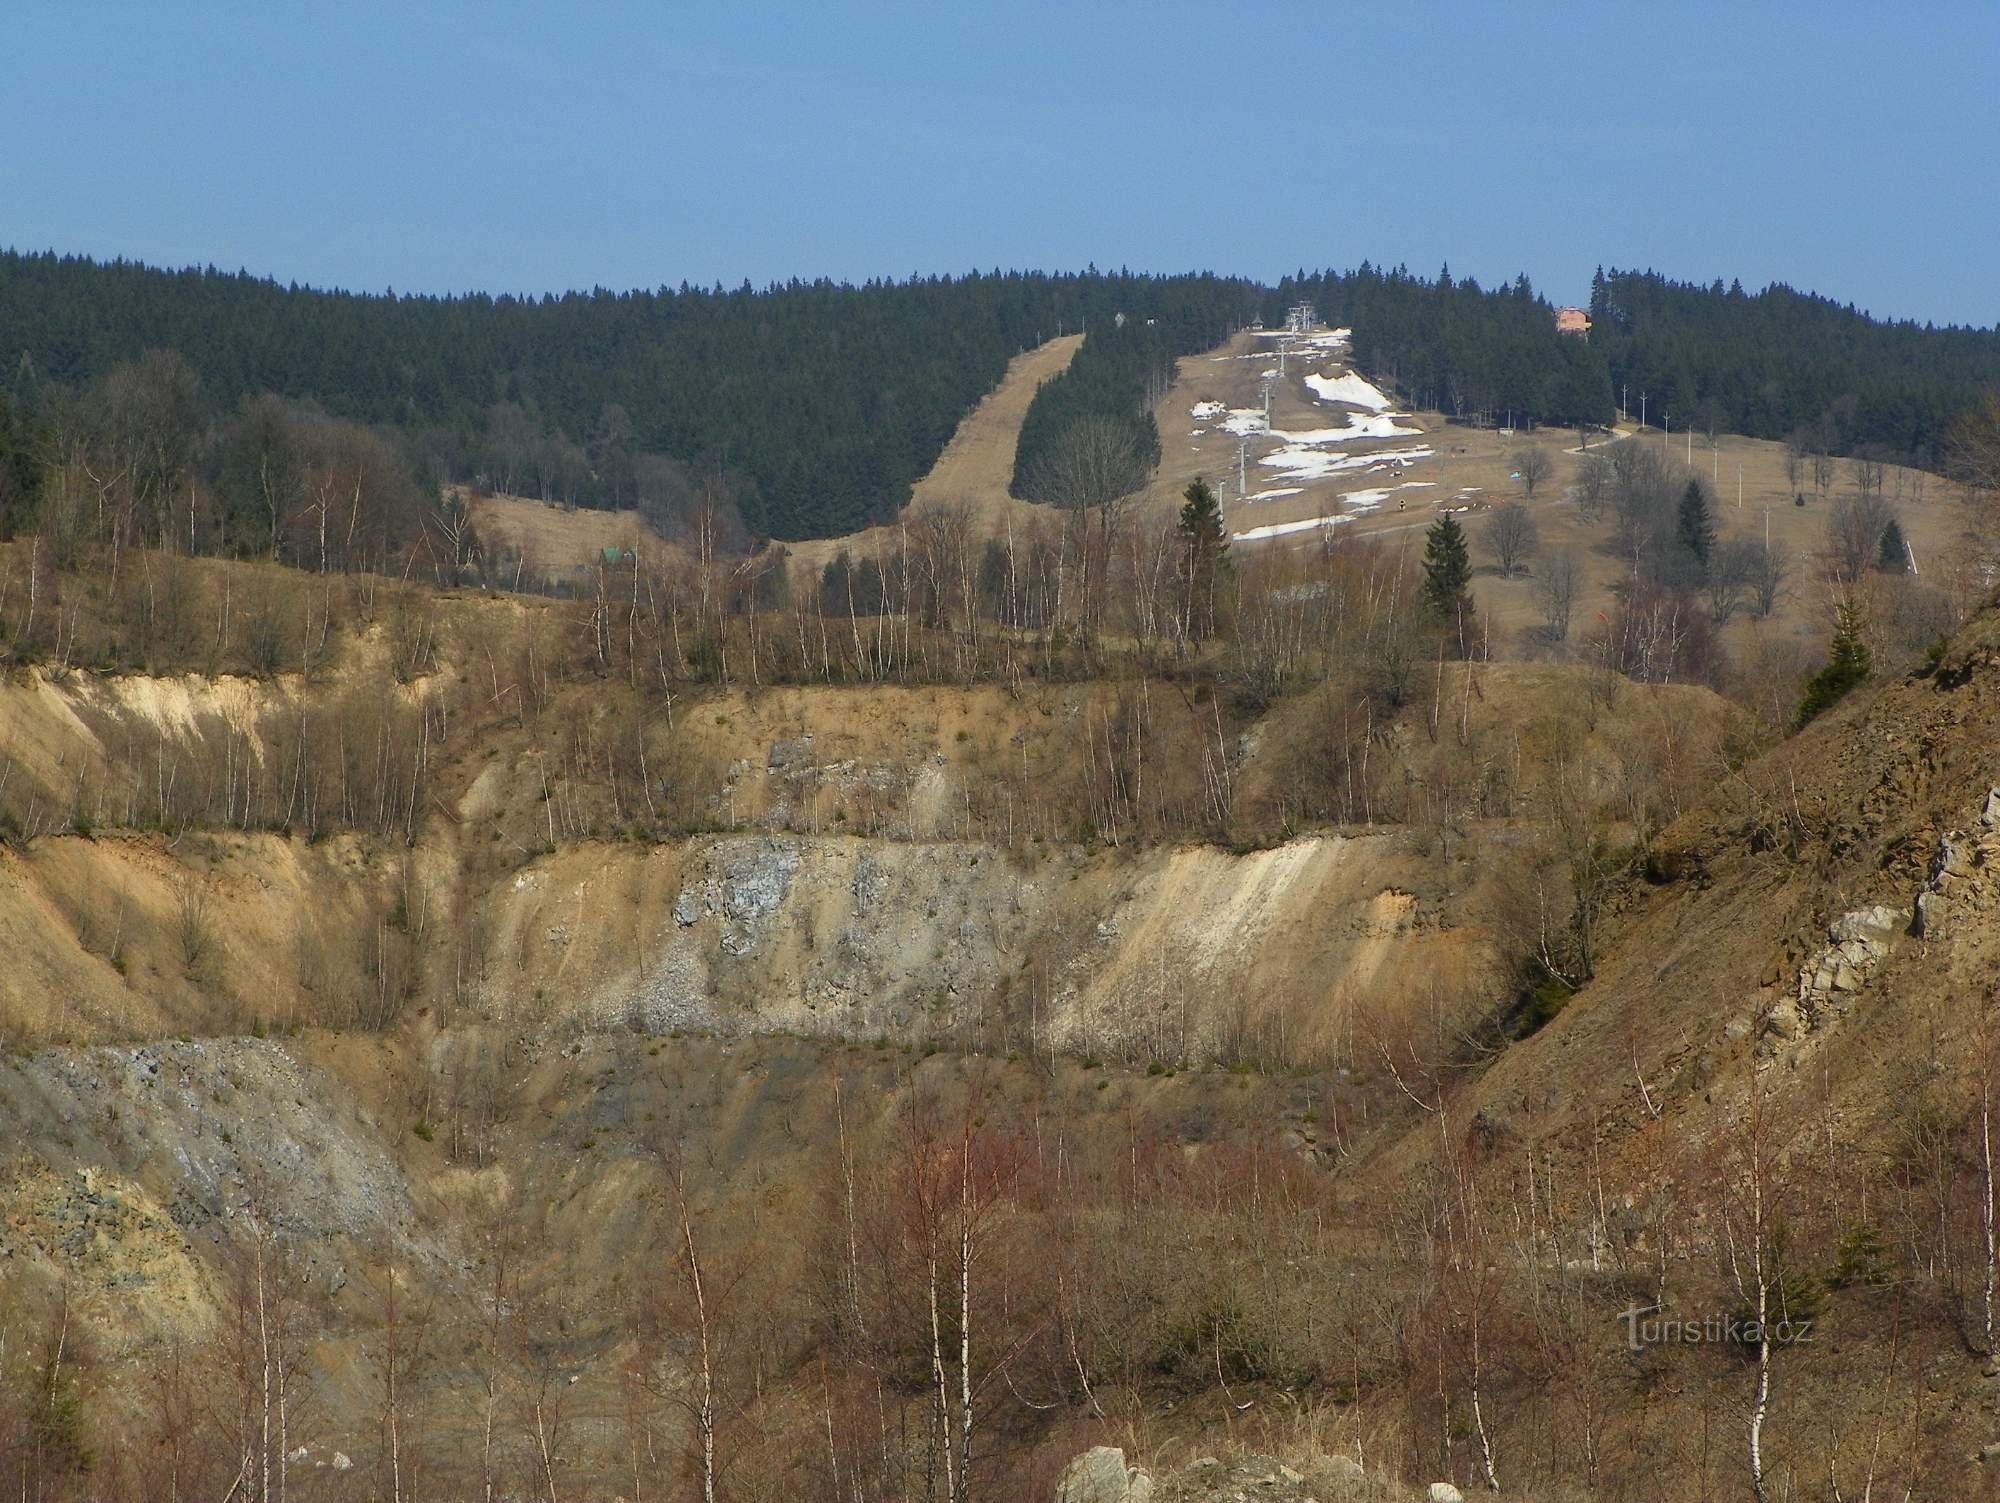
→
(1810, 417, 1839, 496)
(1783, 426, 1811, 493)
(1023, 417, 1150, 641)
(1824, 493, 1894, 581)
(1533, 548, 1581, 640)
(1704, 537, 1760, 624)
(1513, 446, 1554, 500)
(1481, 503, 1539, 578)
(1948, 390, 2000, 498)
(1748, 539, 1792, 618)
(1849, 446, 1887, 502)
(1573, 453, 1611, 520)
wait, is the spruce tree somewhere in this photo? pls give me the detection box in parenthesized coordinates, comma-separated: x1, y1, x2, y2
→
(1177, 476, 1229, 643)
(1422, 512, 1472, 621)
(1877, 518, 1908, 572)
(1798, 601, 1873, 725)
(1676, 479, 1715, 563)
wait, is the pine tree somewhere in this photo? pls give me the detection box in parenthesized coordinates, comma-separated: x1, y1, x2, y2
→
(1177, 476, 1229, 643)
(1798, 601, 1873, 725)
(1676, 479, 1715, 563)
(1877, 518, 1908, 572)
(1422, 512, 1472, 621)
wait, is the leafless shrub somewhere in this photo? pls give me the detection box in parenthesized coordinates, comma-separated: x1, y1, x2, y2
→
(174, 879, 213, 974)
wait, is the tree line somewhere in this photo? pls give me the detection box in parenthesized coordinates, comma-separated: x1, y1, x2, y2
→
(1588, 267, 2000, 465)
(0, 252, 1257, 541)
(1271, 263, 1617, 428)
(1010, 317, 1174, 503)
(1262, 263, 2000, 467)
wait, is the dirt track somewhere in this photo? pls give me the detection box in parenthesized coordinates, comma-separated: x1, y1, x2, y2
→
(785, 334, 1081, 572)
(909, 334, 1083, 518)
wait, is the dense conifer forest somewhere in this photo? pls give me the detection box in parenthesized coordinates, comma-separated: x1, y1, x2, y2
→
(1275, 263, 2000, 463)
(1586, 267, 2000, 462)
(1276, 263, 1617, 428)
(1010, 318, 1173, 503)
(0, 251, 1257, 541)
(3, 250, 1997, 573)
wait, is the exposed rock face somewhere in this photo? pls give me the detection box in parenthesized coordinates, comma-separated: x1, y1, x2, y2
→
(1056, 1446, 1154, 1503)
(1779, 787, 2000, 1046)
(1792, 903, 1910, 1020)
(1074, 1449, 1396, 1502)
(766, 735, 815, 772)
(1764, 995, 1806, 1042)
(1912, 800, 2000, 939)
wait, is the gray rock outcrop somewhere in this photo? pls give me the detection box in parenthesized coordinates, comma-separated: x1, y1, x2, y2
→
(1056, 1446, 1154, 1503)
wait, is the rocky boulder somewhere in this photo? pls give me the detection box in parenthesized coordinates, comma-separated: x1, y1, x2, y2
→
(1056, 1447, 1154, 1503)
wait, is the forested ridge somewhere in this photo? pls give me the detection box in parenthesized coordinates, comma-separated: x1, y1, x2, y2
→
(1275, 263, 2000, 464)
(1010, 317, 1173, 502)
(1276, 263, 1616, 427)
(0, 250, 1257, 541)
(1588, 267, 2000, 461)
(3, 249, 1998, 579)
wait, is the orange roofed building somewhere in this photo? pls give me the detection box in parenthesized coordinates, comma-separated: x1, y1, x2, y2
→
(1555, 306, 1593, 336)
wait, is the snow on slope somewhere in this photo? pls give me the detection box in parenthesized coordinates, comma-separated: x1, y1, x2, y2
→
(1252, 328, 1352, 349)
(1304, 371, 1393, 412)
(1233, 514, 1351, 542)
(1260, 439, 1433, 482)
(1232, 481, 1438, 542)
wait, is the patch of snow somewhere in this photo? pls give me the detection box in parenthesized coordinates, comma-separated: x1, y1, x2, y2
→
(1338, 411, 1422, 440)
(1190, 400, 1226, 421)
(1244, 487, 1304, 502)
(1264, 411, 1423, 446)
(1252, 328, 1351, 349)
(1259, 441, 1435, 482)
(1304, 371, 1393, 411)
(1233, 513, 1355, 543)
(1221, 408, 1269, 437)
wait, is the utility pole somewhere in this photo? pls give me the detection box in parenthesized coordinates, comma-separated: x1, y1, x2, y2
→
(1237, 438, 1247, 498)
(1621, 383, 1627, 422)
(1639, 392, 1648, 431)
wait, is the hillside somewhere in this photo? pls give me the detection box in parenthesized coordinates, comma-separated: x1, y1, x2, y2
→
(0, 538, 1786, 1501)
(7, 256, 2000, 1500)
(1143, 322, 1972, 695)
(9, 583, 2000, 1496)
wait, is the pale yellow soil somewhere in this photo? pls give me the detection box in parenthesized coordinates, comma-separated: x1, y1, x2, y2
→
(785, 333, 1083, 574)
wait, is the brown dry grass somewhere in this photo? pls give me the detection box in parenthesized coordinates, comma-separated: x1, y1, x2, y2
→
(460, 487, 664, 579)
(786, 333, 1083, 576)
(1144, 331, 1976, 670)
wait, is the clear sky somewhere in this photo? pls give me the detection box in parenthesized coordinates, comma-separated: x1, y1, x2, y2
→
(4, 0, 1994, 325)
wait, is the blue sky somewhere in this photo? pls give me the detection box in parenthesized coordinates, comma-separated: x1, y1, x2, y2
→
(4, 1, 1994, 324)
